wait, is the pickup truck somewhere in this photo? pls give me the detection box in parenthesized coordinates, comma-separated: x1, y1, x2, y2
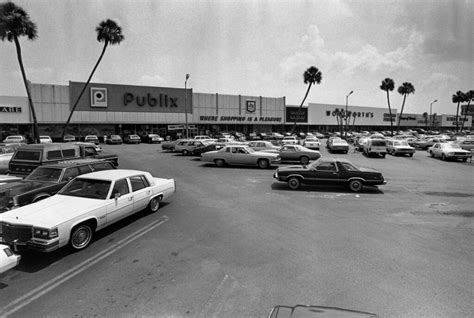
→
(7, 143, 119, 177)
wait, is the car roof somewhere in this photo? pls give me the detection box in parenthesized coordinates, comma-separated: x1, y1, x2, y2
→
(77, 169, 149, 181)
(40, 159, 112, 169)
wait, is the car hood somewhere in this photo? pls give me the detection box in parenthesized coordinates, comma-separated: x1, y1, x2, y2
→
(0, 180, 52, 196)
(0, 195, 104, 228)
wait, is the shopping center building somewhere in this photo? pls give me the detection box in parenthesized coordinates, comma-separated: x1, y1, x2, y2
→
(0, 81, 471, 141)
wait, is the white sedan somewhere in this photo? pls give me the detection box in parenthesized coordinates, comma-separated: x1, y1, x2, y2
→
(0, 244, 21, 274)
(0, 170, 175, 253)
(302, 137, 320, 150)
(428, 143, 472, 161)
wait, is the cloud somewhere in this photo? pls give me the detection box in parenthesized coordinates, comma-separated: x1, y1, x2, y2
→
(137, 74, 167, 87)
(280, 25, 424, 82)
(422, 73, 459, 88)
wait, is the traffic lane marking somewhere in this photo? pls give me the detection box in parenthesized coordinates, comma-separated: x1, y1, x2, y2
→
(0, 215, 169, 318)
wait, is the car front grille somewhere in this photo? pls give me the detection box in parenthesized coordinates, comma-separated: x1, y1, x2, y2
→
(1, 222, 32, 244)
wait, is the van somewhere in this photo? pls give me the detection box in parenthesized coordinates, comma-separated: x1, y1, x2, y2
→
(8, 143, 118, 176)
(363, 138, 387, 158)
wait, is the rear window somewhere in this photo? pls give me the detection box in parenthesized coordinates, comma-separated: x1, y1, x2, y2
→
(92, 162, 114, 171)
(371, 140, 386, 146)
(47, 150, 62, 160)
(62, 149, 77, 158)
(13, 150, 41, 161)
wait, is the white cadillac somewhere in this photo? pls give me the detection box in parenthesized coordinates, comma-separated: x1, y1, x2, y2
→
(0, 244, 21, 274)
(0, 170, 175, 253)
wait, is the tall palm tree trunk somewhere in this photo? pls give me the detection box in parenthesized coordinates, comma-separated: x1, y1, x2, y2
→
(386, 91, 393, 136)
(459, 100, 471, 132)
(62, 42, 108, 139)
(14, 36, 40, 144)
(291, 83, 312, 134)
(396, 94, 407, 132)
(455, 102, 460, 133)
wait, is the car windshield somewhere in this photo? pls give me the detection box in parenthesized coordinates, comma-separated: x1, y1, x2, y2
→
(25, 167, 63, 182)
(59, 178, 111, 200)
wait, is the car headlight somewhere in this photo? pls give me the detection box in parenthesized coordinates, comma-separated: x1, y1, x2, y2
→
(447, 152, 454, 156)
(32, 227, 58, 239)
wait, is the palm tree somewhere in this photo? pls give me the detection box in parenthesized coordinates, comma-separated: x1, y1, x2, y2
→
(62, 19, 124, 139)
(459, 90, 474, 132)
(380, 78, 395, 136)
(351, 111, 358, 130)
(291, 66, 322, 134)
(422, 112, 428, 128)
(452, 91, 465, 133)
(396, 82, 415, 132)
(0, 2, 40, 143)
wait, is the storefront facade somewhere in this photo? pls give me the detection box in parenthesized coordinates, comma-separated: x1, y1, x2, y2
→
(0, 82, 471, 141)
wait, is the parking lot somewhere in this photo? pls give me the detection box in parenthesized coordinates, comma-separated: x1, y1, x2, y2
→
(1, 141, 472, 317)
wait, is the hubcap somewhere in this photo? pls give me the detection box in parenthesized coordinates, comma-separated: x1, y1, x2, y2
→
(73, 227, 90, 248)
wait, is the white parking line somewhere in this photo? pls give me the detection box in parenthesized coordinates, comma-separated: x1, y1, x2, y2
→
(0, 215, 169, 318)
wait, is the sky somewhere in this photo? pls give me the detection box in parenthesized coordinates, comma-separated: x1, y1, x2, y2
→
(1, 0, 473, 115)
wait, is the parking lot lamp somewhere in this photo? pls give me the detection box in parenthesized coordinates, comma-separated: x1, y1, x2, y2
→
(430, 99, 438, 131)
(185, 74, 190, 138)
(345, 90, 353, 138)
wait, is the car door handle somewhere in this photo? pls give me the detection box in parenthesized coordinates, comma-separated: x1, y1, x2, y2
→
(128, 196, 133, 201)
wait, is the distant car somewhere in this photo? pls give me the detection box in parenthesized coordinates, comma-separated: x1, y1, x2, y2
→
(263, 145, 321, 165)
(247, 140, 280, 151)
(273, 157, 386, 192)
(63, 135, 76, 142)
(161, 139, 185, 151)
(386, 140, 415, 156)
(0, 169, 176, 252)
(2, 135, 27, 144)
(106, 135, 123, 145)
(281, 136, 298, 145)
(0, 244, 21, 274)
(192, 143, 225, 156)
(141, 134, 164, 144)
(411, 138, 445, 150)
(174, 139, 210, 155)
(455, 139, 474, 151)
(39, 136, 53, 144)
(302, 137, 320, 150)
(428, 143, 472, 161)
(0, 144, 21, 174)
(363, 139, 387, 158)
(0, 159, 116, 213)
(327, 138, 349, 154)
(124, 135, 141, 144)
(194, 135, 213, 141)
(201, 145, 281, 169)
(84, 135, 100, 145)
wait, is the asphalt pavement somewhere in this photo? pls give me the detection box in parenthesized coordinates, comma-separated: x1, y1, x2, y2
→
(0, 141, 472, 317)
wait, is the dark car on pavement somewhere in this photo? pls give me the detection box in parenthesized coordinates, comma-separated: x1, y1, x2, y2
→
(106, 135, 123, 145)
(0, 159, 115, 212)
(124, 134, 141, 144)
(263, 144, 321, 165)
(273, 157, 386, 192)
(141, 134, 164, 144)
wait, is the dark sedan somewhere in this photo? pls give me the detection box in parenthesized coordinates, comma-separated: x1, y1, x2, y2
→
(273, 157, 386, 192)
(0, 160, 115, 212)
(106, 135, 123, 144)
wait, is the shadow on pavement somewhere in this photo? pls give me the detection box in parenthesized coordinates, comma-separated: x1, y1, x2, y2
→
(271, 182, 384, 194)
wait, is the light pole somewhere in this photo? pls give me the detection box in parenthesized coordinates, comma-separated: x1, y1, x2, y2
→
(185, 74, 190, 138)
(345, 90, 353, 138)
(429, 99, 437, 131)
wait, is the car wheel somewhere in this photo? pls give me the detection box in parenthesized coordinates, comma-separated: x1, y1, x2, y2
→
(344, 151, 348, 154)
(287, 177, 301, 190)
(258, 159, 269, 169)
(215, 159, 225, 167)
(409, 153, 414, 157)
(148, 196, 162, 212)
(299, 156, 310, 165)
(381, 153, 386, 158)
(429, 151, 434, 157)
(182, 150, 189, 156)
(461, 158, 467, 162)
(69, 223, 94, 251)
(349, 179, 363, 192)
(441, 154, 446, 161)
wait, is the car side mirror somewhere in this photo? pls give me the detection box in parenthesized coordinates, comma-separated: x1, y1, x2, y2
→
(114, 193, 121, 200)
